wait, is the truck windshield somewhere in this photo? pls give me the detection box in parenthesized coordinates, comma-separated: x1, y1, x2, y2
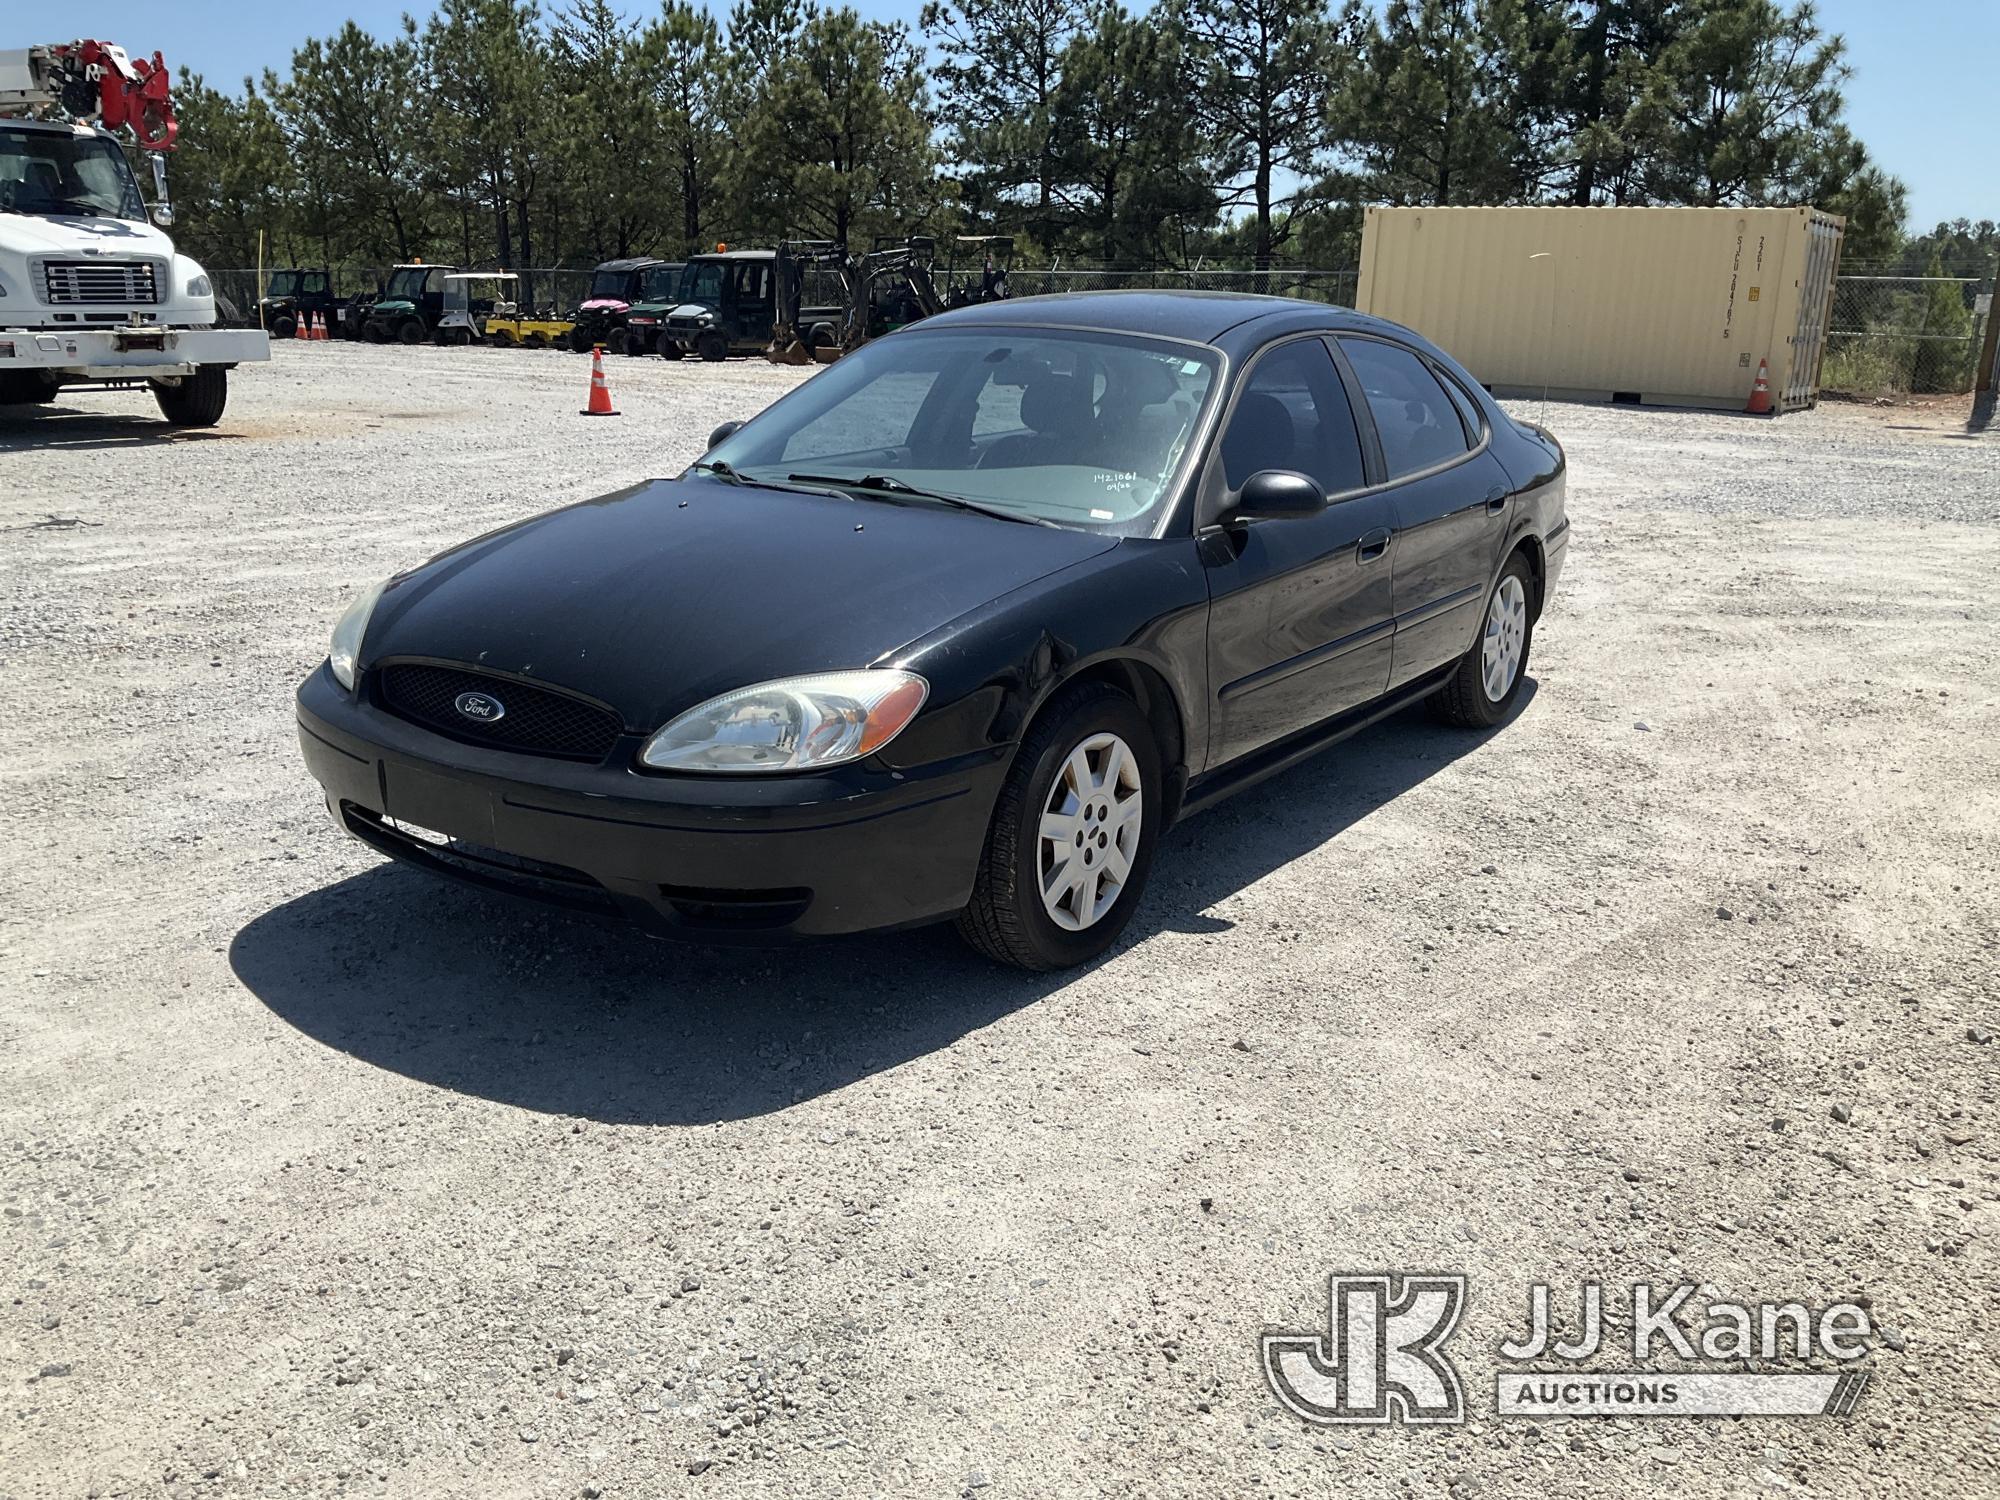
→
(588, 269, 634, 300)
(683, 262, 725, 307)
(0, 126, 145, 221)
(640, 264, 682, 300)
(384, 268, 431, 298)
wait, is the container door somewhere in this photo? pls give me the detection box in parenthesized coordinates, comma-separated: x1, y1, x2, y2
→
(1785, 217, 1842, 410)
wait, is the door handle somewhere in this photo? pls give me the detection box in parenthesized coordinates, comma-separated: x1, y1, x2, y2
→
(1357, 527, 1391, 563)
(1485, 488, 1509, 516)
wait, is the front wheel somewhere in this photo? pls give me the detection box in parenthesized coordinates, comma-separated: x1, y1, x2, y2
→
(695, 331, 728, 363)
(396, 320, 424, 346)
(956, 683, 1160, 970)
(1428, 551, 1535, 727)
(153, 365, 228, 427)
(657, 334, 684, 359)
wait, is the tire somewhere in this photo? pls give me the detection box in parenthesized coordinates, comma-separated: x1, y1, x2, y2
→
(955, 682, 1161, 970)
(1428, 550, 1535, 728)
(606, 327, 630, 357)
(269, 313, 297, 342)
(523, 332, 548, 349)
(695, 331, 728, 363)
(395, 320, 424, 346)
(152, 365, 228, 427)
(568, 328, 595, 354)
(489, 329, 518, 349)
(657, 334, 684, 359)
(0, 371, 60, 406)
(363, 323, 385, 344)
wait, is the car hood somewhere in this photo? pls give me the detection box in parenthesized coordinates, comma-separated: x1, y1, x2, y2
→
(370, 299, 415, 314)
(364, 476, 1119, 730)
(579, 297, 629, 313)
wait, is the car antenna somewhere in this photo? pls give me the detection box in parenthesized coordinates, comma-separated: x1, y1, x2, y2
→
(1529, 252, 1555, 428)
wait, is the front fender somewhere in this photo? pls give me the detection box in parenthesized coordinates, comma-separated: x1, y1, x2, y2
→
(879, 537, 1211, 782)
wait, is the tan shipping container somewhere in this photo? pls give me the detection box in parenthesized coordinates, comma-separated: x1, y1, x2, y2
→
(1356, 205, 1844, 414)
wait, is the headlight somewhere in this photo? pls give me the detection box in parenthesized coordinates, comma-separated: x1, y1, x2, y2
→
(639, 670, 928, 773)
(185, 273, 212, 298)
(328, 578, 389, 691)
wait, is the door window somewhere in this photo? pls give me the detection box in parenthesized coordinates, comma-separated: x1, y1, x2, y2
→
(1217, 338, 1367, 495)
(1338, 337, 1473, 480)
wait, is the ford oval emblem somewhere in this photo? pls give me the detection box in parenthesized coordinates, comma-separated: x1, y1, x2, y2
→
(454, 690, 506, 723)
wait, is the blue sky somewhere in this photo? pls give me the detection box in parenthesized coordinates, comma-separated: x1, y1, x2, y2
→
(48, 0, 1998, 232)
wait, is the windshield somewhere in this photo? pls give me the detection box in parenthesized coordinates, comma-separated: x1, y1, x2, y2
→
(266, 272, 299, 297)
(682, 261, 726, 307)
(703, 327, 1221, 535)
(640, 263, 683, 301)
(384, 267, 431, 299)
(0, 125, 145, 220)
(588, 268, 636, 300)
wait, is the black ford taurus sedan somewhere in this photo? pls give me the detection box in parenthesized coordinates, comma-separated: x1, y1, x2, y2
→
(297, 291, 1567, 969)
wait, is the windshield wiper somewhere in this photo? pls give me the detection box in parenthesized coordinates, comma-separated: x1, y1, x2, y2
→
(690, 458, 744, 484)
(784, 472, 1057, 527)
(690, 460, 854, 501)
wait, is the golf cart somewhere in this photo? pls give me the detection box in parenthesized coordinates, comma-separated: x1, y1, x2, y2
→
(360, 263, 459, 344)
(435, 272, 518, 346)
(613, 261, 690, 356)
(569, 256, 667, 353)
(259, 267, 337, 339)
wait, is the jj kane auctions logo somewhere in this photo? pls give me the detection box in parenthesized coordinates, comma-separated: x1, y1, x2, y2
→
(1263, 1275, 1874, 1425)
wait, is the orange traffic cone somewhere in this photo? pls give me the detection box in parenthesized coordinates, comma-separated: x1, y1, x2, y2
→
(580, 345, 620, 417)
(1745, 357, 1773, 415)
(312, 318, 329, 341)
(293, 316, 308, 341)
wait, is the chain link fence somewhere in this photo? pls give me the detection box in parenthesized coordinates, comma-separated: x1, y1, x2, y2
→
(212, 259, 1983, 397)
(1820, 269, 1993, 397)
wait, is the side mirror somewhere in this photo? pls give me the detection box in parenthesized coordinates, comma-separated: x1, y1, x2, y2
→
(149, 202, 175, 228)
(1226, 469, 1327, 523)
(707, 420, 743, 451)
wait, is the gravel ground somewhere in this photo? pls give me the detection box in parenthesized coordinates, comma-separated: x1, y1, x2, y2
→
(2, 343, 1996, 1499)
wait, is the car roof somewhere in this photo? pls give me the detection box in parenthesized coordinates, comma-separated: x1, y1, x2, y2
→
(594, 256, 664, 272)
(687, 250, 777, 264)
(922, 289, 1411, 348)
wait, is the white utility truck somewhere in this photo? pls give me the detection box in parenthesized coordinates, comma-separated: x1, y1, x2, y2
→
(0, 39, 267, 426)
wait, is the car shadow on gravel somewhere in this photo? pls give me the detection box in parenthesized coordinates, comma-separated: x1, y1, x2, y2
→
(231, 689, 1526, 1125)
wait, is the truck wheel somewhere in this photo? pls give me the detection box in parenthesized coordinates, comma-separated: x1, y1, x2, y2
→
(396, 320, 424, 346)
(606, 327, 630, 357)
(0, 371, 61, 406)
(657, 334, 684, 359)
(363, 323, 385, 344)
(524, 332, 548, 349)
(269, 313, 298, 341)
(696, 331, 728, 363)
(568, 328, 595, 353)
(153, 366, 228, 428)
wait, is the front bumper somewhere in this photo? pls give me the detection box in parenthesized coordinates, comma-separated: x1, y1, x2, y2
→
(0, 325, 269, 378)
(295, 664, 1007, 940)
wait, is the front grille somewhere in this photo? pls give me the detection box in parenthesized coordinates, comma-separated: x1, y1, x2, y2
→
(42, 260, 160, 306)
(375, 663, 625, 761)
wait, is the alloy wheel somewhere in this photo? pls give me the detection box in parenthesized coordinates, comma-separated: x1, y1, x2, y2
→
(1037, 732, 1143, 932)
(1481, 574, 1529, 702)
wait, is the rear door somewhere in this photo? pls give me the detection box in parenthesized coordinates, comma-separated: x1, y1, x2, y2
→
(1201, 336, 1398, 768)
(1335, 335, 1514, 691)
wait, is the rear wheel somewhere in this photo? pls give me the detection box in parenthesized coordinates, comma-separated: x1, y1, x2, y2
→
(695, 330, 728, 363)
(956, 683, 1160, 970)
(153, 365, 228, 427)
(1428, 551, 1535, 728)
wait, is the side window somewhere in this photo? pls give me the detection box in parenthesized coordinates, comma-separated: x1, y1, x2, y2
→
(1218, 339, 1367, 495)
(1338, 338, 1473, 479)
(1435, 366, 1485, 443)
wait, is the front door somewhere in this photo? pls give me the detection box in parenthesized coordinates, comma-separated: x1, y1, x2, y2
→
(1336, 335, 1513, 690)
(1201, 336, 1399, 769)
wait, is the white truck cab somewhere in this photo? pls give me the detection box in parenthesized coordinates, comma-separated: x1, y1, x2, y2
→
(0, 46, 268, 427)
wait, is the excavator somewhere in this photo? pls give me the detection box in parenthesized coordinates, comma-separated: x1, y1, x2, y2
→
(765, 236, 945, 366)
(0, 38, 268, 425)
